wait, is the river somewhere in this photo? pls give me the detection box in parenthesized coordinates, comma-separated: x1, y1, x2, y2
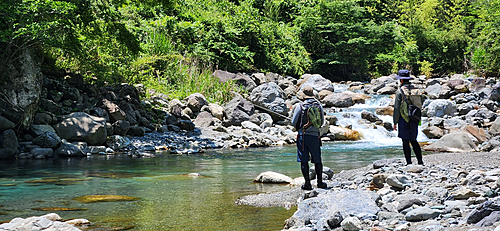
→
(0, 86, 430, 230)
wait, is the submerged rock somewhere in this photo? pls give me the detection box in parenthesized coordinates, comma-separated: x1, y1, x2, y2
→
(73, 195, 140, 203)
(31, 207, 88, 211)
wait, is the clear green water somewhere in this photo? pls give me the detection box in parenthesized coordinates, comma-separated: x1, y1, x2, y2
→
(0, 143, 406, 230)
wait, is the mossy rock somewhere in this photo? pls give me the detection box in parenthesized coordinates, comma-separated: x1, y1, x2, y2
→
(73, 195, 141, 203)
(26, 178, 90, 186)
(25, 179, 60, 184)
(0, 184, 16, 187)
(32, 207, 88, 211)
(83, 172, 146, 178)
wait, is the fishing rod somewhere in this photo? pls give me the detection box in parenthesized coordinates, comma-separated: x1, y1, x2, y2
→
(237, 93, 292, 121)
(251, 102, 292, 121)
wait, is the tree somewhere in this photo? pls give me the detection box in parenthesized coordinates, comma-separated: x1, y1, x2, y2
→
(296, 0, 397, 80)
(0, 0, 140, 82)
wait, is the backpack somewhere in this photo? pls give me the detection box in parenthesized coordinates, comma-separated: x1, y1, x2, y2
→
(400, 87, 422, 123)
(297, 99, 322, 130)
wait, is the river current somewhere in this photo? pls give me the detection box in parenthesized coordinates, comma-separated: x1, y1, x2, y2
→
(0, 85, 430, 230)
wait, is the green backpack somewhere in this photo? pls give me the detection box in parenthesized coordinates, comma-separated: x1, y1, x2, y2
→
(300, 100, 322, 129)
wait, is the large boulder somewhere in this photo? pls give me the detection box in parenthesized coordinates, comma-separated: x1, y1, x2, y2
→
(224, 95, 255, 126)
(342, 91, 371, 104)
(106, 135, 131, 150)
(53, 112, 107, 145)
(0, 48, 43, 129)
(464, 125, 490, 144)
(54, 140, 85, 157)
(214, 70, 257, 92)
(489, 83, 500, 102)
(31, 124, 57, 136)
(194, 111, 215, 128)
(233, 73, 257, 92)
(33, 112, 56, 125)
(0, 213, 82, 231)
(0, 129, 18, 159)
(490, 117, 500, 136)
(458, 102, 474, 115)
(470, 78, 487, 92)
(284, 190, 379, 230)
(185, 93, 209, 113)
(32, 132, 61, 148)
(251, 72, 267, 85)
(425, 84, 442, 99)
(323, 93, 355, 108)
(253, 171, 293, 184)
(116, 83, 140, 103)
(422, 126, 444, 139)
(0, 116, 15, 132)
(466, 108, 497, 122)
(298, 74, 335, 92)
(249, 82, 289, 116)
(112, 120, 130, 136)
(466, 198, 500, 225)
(101, 99, 126, 122)
(425, 99, 457, 118)
(376, 84, 398, 95)
(201, 103, 225, 120)
(423, 131, 477, 152)
(405, 207, 442, 221)
(249, 113, 273, 126)
(168, 99, 184, 118)
(329, 126, 361, 140)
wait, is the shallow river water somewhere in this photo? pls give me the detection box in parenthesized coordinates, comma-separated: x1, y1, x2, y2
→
(0, 143, 415, 230)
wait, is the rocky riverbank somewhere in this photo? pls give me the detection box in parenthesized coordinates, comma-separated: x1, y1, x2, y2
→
(239, 151, 500, 231)
(1, 69, 499, 160)
(1, 66, 500, 230)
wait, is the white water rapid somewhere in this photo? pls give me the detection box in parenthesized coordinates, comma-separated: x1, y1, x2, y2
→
(328, 84, 430, 149)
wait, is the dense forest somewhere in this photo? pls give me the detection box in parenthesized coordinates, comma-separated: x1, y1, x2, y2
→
(1, 0, 499, 103)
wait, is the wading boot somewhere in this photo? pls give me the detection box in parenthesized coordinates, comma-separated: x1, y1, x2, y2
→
(315, 163, 327, 189)
(301, 162, 312, 190)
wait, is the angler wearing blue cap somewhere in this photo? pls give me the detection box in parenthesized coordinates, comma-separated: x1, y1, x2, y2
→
(393, 69, 424, 166)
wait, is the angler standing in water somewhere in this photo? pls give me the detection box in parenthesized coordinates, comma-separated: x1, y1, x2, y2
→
(292, 86, 327, 190)
(393, 69, 424, 165)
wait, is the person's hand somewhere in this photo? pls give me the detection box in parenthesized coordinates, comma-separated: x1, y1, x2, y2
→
(393, 124, 397, 131)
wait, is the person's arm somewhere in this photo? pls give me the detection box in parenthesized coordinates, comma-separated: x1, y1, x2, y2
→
(319, 102, 325, 125)
(291, 104, 301, 129)
(393, 90, 401, 130)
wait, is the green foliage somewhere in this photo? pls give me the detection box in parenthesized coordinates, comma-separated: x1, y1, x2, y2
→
(295, 0, 398, 80)
(397, 0, 470, 75)
(2, 0, 500, 96)
(468, 0, 500, 76)
(418, 60, 434, 78)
